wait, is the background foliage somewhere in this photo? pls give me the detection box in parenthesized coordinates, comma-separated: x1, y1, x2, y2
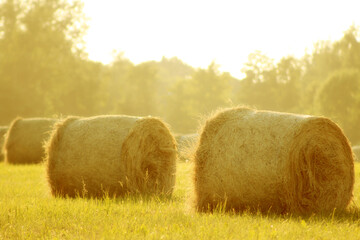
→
(0, 0, 359, 144)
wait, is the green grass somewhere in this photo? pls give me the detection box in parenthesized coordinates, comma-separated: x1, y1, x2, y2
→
(1, 162, 360, 239)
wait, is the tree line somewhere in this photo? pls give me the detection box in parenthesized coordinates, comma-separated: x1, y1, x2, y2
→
(0, 0, 359, 144)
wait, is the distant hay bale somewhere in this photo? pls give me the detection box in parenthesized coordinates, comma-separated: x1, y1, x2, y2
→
(353, 146, 360, 162)
(4, 118, 57, 164)
(175, 133, 198, 161)
(0, 126, 8, 162)
(193, 107, 354, 214)
(45, 115, 177, 198)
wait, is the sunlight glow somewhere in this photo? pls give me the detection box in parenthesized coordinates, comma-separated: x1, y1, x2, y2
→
(82, 0, 360, 78)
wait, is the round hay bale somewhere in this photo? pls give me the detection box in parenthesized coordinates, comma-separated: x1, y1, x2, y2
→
(353, 146, 360, 162)
(0, 126, 8, 162)
(193, 107, 354, 214)
(45, 115, 177, 198)
(175, 133, 199, 161)
(4, 118, 57, 164)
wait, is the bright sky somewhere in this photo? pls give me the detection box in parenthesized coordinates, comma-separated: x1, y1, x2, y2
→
(82, 0, 360, 79)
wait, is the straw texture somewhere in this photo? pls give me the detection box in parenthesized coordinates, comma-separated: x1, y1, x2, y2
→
(4, 118, 56, 164)
(353, 146, 360, 162)
(0, 126, 8, 162)
(175, 133, 198, 161)
(193, 107, 354, 214)
(46, 115, 177, 198)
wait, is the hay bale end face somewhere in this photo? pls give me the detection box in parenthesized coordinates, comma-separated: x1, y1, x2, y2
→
(0, 126, 8, 162)
(4, 118, 57, 164)
(193, 107, 354, 214)
(45, 115, 177, 198)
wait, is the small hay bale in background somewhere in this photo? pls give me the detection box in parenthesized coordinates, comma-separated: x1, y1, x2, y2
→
(193, 107, 354, 214)
(175, 133, 198, 161)
(45, 115, 177, 198)
(353, 146, 360, 162)
(0, 126, 8, 162)
(3, 118, 57, 164)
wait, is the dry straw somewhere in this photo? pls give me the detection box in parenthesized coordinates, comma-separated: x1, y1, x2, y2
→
(0, 126, 8, 162)
(175, 133, 198, 161)
(45, 115, 177, 198)
(353, 146, 360, 162)
(3, 118, 57, 164)
(193, 107, 354, 214)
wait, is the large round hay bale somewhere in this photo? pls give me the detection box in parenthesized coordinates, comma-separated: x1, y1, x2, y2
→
(4, 118, 57, 164)
(0, 126, 8, 162)
(193, 107, 354, 214)
(175, 133, 198, 161)
(45, 115, 177, 198)
(353, 146, 360, 162)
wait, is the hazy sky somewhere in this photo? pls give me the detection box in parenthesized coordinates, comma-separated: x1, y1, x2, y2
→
(82, 0, 360, 79)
